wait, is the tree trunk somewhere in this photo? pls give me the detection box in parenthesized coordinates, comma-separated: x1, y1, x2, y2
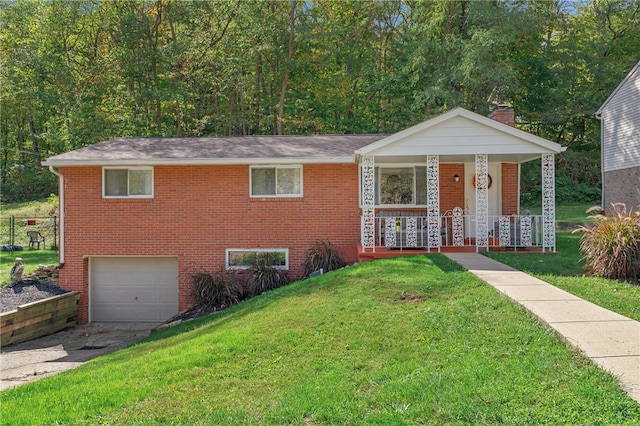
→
(277, 0, 296, 135)
(29, 119, 41, 168)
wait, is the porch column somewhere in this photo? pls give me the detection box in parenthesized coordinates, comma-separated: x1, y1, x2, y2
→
(475, 154, 489, 251)
(542, 153, 556, 252)
(426, 155, 440, 251)
(361, 155, 376, 252)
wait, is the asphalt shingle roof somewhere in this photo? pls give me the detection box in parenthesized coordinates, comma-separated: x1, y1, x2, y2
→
(43, 135, 388, 166)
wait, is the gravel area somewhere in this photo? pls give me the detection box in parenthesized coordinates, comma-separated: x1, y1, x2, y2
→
(0, 281, 69, 313)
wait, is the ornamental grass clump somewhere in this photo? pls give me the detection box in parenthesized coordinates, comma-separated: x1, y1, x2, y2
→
(575, 203, 640, 282)
(301, 239, 346, 277)
(191, 269, 243, 308)
(249, 252, 289, 296)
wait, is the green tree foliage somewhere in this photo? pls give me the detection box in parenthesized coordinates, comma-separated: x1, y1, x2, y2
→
(1, 0, 639, 202)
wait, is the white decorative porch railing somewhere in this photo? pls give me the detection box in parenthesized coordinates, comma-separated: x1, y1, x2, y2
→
(364, 211, 544, 251)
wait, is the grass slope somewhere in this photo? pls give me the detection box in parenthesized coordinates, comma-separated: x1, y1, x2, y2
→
(2, 256, 639, 425)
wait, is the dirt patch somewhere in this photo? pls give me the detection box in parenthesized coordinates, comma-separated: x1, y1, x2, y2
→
(399, 293, 428, 303)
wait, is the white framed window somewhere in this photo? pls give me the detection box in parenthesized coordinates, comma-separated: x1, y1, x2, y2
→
(250, 165, 302, 197)
(226, 249, 289, 270)
(370, 165, 427, 206)
(103, 167, 153, 198)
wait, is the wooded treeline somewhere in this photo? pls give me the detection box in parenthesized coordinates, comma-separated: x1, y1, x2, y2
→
(1, 0, 639, 203)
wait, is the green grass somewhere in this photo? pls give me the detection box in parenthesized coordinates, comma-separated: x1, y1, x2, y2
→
(0, 198, 56, 218)
(2, 256, 639, 425)
(0, 249, 59, 285)
(485, 231, 640, 322)
(523, 202, 597, 223)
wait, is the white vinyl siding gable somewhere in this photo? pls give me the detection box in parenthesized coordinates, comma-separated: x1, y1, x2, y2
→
(599, 64, 640, 173)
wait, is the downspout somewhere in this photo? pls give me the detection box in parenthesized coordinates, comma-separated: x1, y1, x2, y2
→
(48, 166, 65, 267)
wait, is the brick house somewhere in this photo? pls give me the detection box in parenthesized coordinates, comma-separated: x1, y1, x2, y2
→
(43, 107, 565, 323)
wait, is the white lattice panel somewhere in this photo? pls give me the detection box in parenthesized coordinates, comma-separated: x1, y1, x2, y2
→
(499, 216, 510, 246)
(362, 156, 376, 250)
(385, 219, 396, 248)
(475, 154, 489, 250)
(406, 217, 418, 247)
(427, 155, 440, 249)
(452, 207, 464, 246)
(520, 215, 532, 247)
(542, 153, 556, 251)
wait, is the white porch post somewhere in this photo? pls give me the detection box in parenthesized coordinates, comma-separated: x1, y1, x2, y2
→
(475, 154, 489, 251)
(426, 155, 440, 251)
(542, 153, 556, 252)
(361, 155, 376, 252)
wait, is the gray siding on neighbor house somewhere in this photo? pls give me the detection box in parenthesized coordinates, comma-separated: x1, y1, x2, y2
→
(603, 167, 640, 209)
(597, 62, 640, 173)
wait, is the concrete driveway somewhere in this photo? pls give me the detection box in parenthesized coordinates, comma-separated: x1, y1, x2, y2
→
(1, 323, 157, 391)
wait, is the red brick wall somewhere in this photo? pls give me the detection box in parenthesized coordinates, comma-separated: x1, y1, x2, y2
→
(58, 161, 519, 323)
(488, 107, 515, 127)
(501, 163, 519, 215)
(439, 163, 465, 212)
(59, 164, 361, 323)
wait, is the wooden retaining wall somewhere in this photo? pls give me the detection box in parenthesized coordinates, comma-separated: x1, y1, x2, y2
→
(1, 292, 79, 346)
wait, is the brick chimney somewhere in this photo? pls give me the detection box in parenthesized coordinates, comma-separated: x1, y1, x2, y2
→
(488, 104, 515, 127)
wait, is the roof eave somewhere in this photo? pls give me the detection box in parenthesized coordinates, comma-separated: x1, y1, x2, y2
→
(596, 60, 640, 115)
(42, 156, 357, 167)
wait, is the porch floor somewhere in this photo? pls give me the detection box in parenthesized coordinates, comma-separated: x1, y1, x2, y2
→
(357, 243, 544, 262)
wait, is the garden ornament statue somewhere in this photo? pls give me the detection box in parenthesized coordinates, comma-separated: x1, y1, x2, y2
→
(10, 257, 24, 285)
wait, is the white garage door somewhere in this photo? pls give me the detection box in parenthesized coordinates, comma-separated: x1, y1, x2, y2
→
(91, 257, 179, 323)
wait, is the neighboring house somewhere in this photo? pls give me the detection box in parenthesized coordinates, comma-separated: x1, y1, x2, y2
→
(596, 60, 640, 211)
(43, 107, 565, 324)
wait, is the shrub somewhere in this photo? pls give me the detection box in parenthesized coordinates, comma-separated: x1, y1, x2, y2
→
(301, 239, 346, 277)
(248, 252, 290, 296)
(191, 269, 243, 308)
(574, 203, 640, 281)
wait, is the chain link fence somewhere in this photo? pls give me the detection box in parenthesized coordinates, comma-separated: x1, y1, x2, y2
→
(0, 216, 59, 251)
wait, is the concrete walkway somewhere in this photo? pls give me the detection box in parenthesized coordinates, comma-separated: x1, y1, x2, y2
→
(445, 253, 640, 404)
(1, 323, 156, 391)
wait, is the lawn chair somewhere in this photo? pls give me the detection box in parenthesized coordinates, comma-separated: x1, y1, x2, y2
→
(27, 230, 45, 249)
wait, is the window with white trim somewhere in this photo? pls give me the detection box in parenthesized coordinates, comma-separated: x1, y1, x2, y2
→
(375, 166, 427, 205)
(250, 166, 302, 197)
(103, 167, 153, 198)
(226, 249, 289, 270)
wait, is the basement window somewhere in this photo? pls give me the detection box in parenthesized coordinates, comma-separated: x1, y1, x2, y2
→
(226, 249, 289, 270)
(103, 167, 153, 198)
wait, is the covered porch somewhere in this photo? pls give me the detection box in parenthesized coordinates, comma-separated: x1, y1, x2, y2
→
(356, 108, 565, 258)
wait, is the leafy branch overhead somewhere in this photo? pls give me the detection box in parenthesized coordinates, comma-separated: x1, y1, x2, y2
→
(2, 0, 639, 202)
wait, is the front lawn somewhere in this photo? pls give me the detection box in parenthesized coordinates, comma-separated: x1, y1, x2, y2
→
(523, 202, 597, 223)
(2, 256, 638, 425)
